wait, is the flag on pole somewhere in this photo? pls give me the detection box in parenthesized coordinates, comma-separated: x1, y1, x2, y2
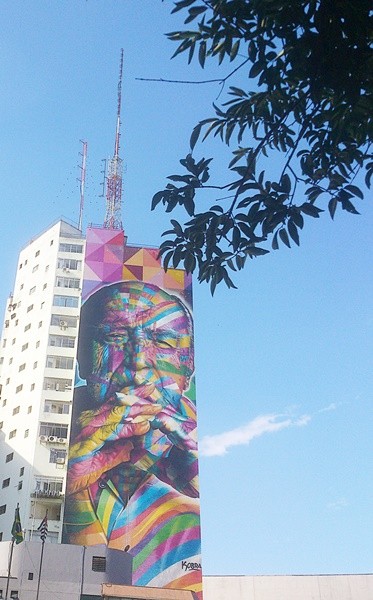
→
(11, 505, 23, 544)
(37, 513, 48, 543)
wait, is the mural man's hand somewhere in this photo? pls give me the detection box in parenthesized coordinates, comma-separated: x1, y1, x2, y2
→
(66, 393, 162, 495)
(151, 404, 197, 452)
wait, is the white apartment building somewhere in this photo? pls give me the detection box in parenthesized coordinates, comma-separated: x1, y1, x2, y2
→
(0, 220, 85, 543)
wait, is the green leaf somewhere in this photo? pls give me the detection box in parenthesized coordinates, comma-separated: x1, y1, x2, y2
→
(328, 198, 338, 219)
(279, 228, 291, 248)
(300, 203, 323, 218)
(249, 61, 263, 78)
(280, 173, 291, 194)
(288, 221, 300, 246)
(199, 40, 206, 68)
(190, 123, 202, 150)
(345, 185, 364, 200)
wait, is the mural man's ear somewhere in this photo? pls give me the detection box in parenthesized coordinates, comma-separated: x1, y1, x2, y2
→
(77, 336, 93, 380)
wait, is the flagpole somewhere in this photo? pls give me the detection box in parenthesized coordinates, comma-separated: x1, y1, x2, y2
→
(35, 510, 48, 600)
(4, 539, 15, 600)
(6, 504, 24, 600)
(35, 539, 45, 600)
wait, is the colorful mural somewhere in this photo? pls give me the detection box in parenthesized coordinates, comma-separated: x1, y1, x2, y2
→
(63, 227, 202, 599)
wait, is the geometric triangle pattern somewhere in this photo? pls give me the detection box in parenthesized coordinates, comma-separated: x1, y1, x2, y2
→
(82, 228, 193, 308)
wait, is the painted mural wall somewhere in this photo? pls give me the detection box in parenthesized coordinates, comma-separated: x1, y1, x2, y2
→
(62, 227, 202, 599)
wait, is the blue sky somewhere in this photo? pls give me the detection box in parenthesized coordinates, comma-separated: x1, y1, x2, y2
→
(1, 1, 372, 576)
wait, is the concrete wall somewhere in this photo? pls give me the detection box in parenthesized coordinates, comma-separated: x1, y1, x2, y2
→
(202, 574, 373, 600)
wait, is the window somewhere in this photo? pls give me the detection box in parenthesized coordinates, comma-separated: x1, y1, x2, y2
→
(32, 265, 39, 273)
(16, 385, 23, 393)
(57, 258, 81, 271)
(28, 573, 33, 581)
(27, 304, 34, 312)
(24, 324, 31, 332)
(12, 338, 16, 345)
(48, 335, 75, 348)
(49, 448, 67, 464)
(10, 591, 18, 599)
(0, 505, 6, 515)
(45, 265, 49, 272)
(9, 358, 12, 365)
(30, 383, 35, 391)
(36, 341, 40, 348)
(20, 284, 24, 290)
(19, 363, 26, 372)
(34, 477, 63, 496)
(55, 277, 80, 289)
(38, 321, 42, 328)
(2, 478, 10, 488)
(2, 399, 7, 407)
(50, 240, 54, 246)
(9, 430, 16, 439)
(12, 406, 20, 415)
(25, 259, 28, 265)
(33, 362, 38, 369)
(53, 295, 79, 308)
(5, 378, 10, 385)
(40, 302, 45, 309)
(43, 378, 72, 392)
(19, 263, 23, 269)
(24, 429, 29, 438)
(2, 339, 6, 348)
(51, 315, 78, 329)
(0, 422, 3, 429)
(6, 453, 14, 463)
(20, 467, 24, 477)
(10, 313, 16, 320)
(0, 532, 3, 541)
(39, 423, 68, 438)
(18, 481, 23, 491)
(29, 286, 36, 294)
(35, 250, 40, 257)
(43, 283, 47, 290)
(59, 243, 83, 253)
(44, 400, 70, 415)
(92, 556, 106, 572)
(46, 356, 74, 370)
(22, 343, 29, 351)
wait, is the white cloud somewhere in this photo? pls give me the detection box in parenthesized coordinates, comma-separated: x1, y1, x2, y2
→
(200, 412, 310, 457)
(327, 497, 349, 510)
(317, 403, 337, 413)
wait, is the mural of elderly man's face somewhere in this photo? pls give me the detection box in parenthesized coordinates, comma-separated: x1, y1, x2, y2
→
(79, 282, 194, 407)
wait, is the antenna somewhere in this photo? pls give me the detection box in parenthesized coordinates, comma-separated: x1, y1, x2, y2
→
(78, 140, 87, 231)
(103, 49, 124, 230)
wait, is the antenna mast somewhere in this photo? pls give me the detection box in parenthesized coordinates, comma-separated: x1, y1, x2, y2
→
(78, 140, 87, 231)
(103, 49, 124, 230)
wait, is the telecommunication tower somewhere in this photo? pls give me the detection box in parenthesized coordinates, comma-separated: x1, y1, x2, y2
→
(78, 140, 87, 231)
(103, 49, 124, 230)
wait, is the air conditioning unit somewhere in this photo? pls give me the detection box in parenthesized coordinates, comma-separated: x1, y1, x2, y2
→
(57, 437, 67, 444)
(48, 435, 58, 443)
(40, 435, 48, 442)
(59, 320, 68, 329)
(56, 457, 65, 464)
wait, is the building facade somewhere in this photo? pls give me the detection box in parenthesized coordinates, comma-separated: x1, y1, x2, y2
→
(0, 220, 85, 543)
(0, 220, 202, 600)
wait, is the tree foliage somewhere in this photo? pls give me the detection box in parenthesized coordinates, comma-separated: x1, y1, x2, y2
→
(152, 0, 373, 293)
